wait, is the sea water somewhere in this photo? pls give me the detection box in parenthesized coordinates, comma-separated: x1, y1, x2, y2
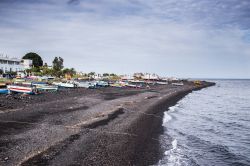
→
(158, 80, 250, 166)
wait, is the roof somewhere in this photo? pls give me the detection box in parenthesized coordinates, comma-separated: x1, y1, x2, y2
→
(0, 55, 21, 62)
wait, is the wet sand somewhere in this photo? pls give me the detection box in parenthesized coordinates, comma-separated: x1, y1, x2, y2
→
(0, 82, 214, 166)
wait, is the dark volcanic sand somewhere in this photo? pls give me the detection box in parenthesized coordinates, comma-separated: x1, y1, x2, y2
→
(0, 82, 214, 166)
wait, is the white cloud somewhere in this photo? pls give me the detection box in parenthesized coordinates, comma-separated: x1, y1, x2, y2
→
(0, 0, 250, 78)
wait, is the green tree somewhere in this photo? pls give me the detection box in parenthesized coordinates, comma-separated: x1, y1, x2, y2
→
(23, 52, 43, 67)
(53, 57, 64, 71)
(88, 72, 95, 77)
(43, 63, 48, 68)
(63, 68, 76, 76)
(41, 65, 53, 76)
(103, 73, 109, 77)
(24, 67, 41, 76)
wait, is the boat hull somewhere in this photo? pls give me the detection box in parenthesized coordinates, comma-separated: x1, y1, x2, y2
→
(58, 83, 75, 88)
(37, 86, 58, 92)
(0, 83, 6, 88)
(7, 85, 36, 94)
(0, 89, 8, 94)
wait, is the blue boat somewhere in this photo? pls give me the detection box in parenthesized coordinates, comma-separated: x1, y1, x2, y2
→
(0, 89, 9, 94)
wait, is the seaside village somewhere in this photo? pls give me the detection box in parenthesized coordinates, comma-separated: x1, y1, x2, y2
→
(0, 53, 201, 95)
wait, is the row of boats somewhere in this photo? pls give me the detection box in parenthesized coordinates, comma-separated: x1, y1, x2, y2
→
(0, 79, 184, 95)
(0, 80, 130, 95)
(0, 80, 109, 95)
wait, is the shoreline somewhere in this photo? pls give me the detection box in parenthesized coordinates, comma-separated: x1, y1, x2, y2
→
(0, 81, 215, 165)
(131, 82, 215, 165)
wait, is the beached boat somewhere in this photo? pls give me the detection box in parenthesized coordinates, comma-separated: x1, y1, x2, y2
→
(0, 83, 6, 87)
(156, 81, 168, 85)
(37, 85, 58, 92)
(110, 83, 123, 88)
(76, 81, 96, 88)
(96, 81, 109, 87)
(129, 80, 145, 84)
(52, 82, 61, 86)
(75, 82, 88, 88)
(7, 85, 36, 94)
(87, 82, 97, 89)
(19, 82, 32, 86)
(58, 82, 76, 88)
(0, 89, 8, 94)
(172, 82, 184, 86)
(126, 84, 141, 88)
(32, 82, 47, 86)
(14, 79, 26, 83)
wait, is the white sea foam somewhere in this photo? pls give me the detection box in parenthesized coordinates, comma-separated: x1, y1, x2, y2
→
(158, 139, 188, 166)
(163, 112, 172, 124)
(166, 139, 181, 166)
(169, 104, 179, 112)
(172, 139, 177, 150)
(164, 139, 178, 156)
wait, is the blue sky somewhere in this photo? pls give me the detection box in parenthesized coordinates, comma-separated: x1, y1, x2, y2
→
(0, 0, 250, 78)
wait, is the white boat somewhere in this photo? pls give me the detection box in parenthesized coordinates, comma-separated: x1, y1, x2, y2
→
(14, 82, 32, 86)
(37, 85, 58, 92)
(58, 82, 76, 88)
(52, 82, 61, 86)
(96, 81, 109, 87)
(126, 84, 141, 88)
(7, 85, 36, 94)
(172, 82, 184, 86)
(76, 82, 90, 88)
(31, 82, 47, 86)
(76, 81, 96, 88)
(52, 82, 75, 88)
(156, 81, 168, 85)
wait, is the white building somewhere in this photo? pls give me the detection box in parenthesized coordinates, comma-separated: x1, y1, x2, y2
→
(121, 74, 133, 80)
(142, 73, 160, 80)
(93, 73, 102, 80)
(0, 55, 23, 73)
(21, 59, 33, 70)
(0, 55, 33, 73)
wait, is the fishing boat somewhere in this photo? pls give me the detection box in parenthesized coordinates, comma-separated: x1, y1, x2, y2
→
(58, 82, 76, 88)
(76, 81, 96, 88)
(0, 82, 6, 88)
(126, 84, 141, 88)
(87, 82, 97, 89)
(0, 89, 8, 94)
(14, 78, 26, 83)
(7, 85, 37, 94)
(20, 82, 32, 86)
(37, 85, 58, 92)
(110, 83, 123, 88)
(96, 81, 109, 87)
(52, 82, 61, 86)
(156, 81, 168, 85)
(172, 82, 184, 86)
(32, 82, 47, 86)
